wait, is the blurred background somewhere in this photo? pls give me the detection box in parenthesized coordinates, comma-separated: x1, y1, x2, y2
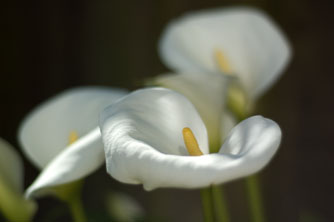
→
(2, 0, 333, 221)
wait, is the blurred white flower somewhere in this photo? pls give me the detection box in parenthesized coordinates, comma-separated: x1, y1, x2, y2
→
(100, 88, 281, 190)
(106, 192, 144, 222)
(0, 138, 36, 221)
(159, 7, 291, 103)
(18, 87, 127, 198)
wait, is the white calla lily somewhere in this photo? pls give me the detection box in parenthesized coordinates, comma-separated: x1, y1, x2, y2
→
(159, 7, 291, 101)
(0, 138, 36, 221)
(19, 87, 127, 198)
(100, 88, 281, 190)
(153, 72, 230, 150)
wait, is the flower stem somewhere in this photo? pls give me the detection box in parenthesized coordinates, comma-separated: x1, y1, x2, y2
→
(67, 194, 87, 222)
(200, 186, 230, 222)
(227, 96, 266, 222)
(246, 175, 265, 222)
(53, 180, 87, 222)
(211, 185, 230, 222)
(200, 187, 214, 222)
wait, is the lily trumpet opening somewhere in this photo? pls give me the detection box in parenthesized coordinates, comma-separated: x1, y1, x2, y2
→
(18, 87, 127, 198)
(100, 88, 281, 190)
(152, 71, 231, 153)
(159, 7, 292, 102)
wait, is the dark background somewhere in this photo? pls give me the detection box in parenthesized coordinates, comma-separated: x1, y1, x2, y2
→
(2, 0, 333, 221)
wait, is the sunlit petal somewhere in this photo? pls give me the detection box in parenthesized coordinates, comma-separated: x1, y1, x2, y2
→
(100, 89, 281, 190)
(219, 116, 281, 174)
(100, 88, 209, 186)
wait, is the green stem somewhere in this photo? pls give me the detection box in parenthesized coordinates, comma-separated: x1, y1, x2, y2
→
(53, 180, 87, 222)
(67, 194, 87, 222)
(200, 186, 230, 222)
(227, 92, 266, 222)
(211, 185, 230, 222)
(235, 111, 266, 222)
(246, 175, 265, 222)
(200, 187, 214, 222)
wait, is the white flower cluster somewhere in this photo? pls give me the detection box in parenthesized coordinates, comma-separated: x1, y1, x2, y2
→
(0, 6, 291, 221)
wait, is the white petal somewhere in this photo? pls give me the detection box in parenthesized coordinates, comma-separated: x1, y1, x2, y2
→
(25, 128, 103, 198)
(19, 87, 127, 169)
(100, 88, 209, 186)
(0, 138, 23, 193)
(159, 7, 291, 100)
(219, 116, 281, 173)
(154, 72, 230, 145)
(102, 108, 280, 189)
(101, 87, 209, 156)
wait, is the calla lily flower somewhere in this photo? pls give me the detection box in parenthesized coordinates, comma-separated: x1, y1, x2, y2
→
(158, 7, 291, 102)
(0, 138, 36, 221)
(100, 88, 281, 190)
(19, 87, 127, 198)
(152, 72, 230, 150)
